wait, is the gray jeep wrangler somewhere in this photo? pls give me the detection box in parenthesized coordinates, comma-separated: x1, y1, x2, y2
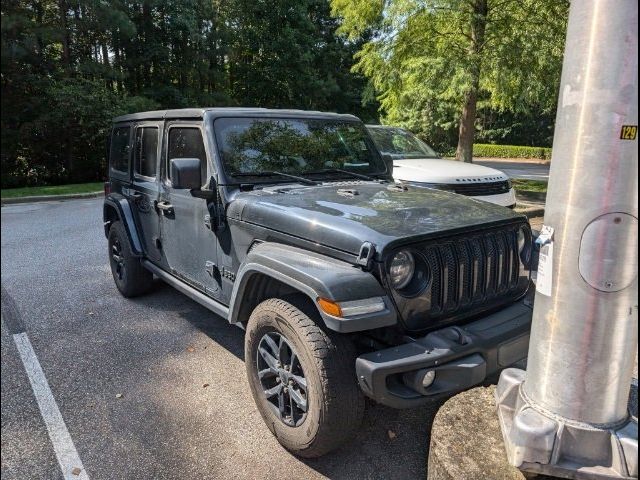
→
(104, 108, 534, 457)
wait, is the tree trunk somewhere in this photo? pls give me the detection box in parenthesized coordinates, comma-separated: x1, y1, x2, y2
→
(34, 1, 45, 70)
(456, 86, 478, 163)
(58, 0, 72, 73)
(102, 43, 112, 89)
(455, 0, 488, 163)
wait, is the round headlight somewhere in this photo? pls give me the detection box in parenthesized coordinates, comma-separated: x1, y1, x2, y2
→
(518, 226, 532, 262)
(389, 250, 415, 290)
(517, 228, 526, 251)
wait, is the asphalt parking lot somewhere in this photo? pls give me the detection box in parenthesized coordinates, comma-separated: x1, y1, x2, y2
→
(1, 198, 441, 480)
(2, 197, 636, 480)
(475, 159, 550, 181)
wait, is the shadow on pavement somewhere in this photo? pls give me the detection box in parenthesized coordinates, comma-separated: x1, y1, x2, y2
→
(132, 280, 444, 479)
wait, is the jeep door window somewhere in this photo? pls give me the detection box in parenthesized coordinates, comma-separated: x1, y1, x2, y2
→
(167, 127, 207, 183)
(368, 127, 439, 159)
(110, 126, 131, 173)
(214, 117, 386, 182)
(134, 127, 159, 178)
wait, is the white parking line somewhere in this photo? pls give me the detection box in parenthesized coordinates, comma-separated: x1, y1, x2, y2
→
(12, 332, 89, 480)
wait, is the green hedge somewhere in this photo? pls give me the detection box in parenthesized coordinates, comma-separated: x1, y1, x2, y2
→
(473, 143, 552, 160)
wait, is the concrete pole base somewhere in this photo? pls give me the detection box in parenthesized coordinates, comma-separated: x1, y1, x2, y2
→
(496, 368, 638, 480)
(427, 385, 557, 480)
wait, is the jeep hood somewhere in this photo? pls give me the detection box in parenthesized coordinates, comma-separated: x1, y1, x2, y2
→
(228, 182, 524, 256)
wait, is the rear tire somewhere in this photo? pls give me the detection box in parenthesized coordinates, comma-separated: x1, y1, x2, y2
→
(107, 221, 153, 297)
(245, 298, 365, 458)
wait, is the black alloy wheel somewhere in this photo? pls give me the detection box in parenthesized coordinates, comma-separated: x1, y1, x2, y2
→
(110, 238, 125, 282)
(256, 332, 308, 427)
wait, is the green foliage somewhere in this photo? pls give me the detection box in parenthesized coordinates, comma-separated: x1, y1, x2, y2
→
(473, 144, 552, 160)
(332, 0, 568, 157)
(1, 76, 159, 187)
(1, 0, 377, 187)
(474, 109, 556, 147)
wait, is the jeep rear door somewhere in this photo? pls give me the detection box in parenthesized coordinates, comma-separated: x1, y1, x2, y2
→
(158, 122, 222, 300)
(130, 121, 163, 262)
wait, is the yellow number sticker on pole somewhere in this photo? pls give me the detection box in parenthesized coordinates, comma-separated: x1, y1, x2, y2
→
(620, 125, 637, 140)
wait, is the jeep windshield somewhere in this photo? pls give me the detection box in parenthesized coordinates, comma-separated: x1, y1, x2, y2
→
(214, 117, 387, 183)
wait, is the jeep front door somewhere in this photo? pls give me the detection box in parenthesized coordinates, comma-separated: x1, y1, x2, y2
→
(159, 124, 222, 299)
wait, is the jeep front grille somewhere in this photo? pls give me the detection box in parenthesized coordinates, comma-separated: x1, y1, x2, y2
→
(388, 224, 528, 331)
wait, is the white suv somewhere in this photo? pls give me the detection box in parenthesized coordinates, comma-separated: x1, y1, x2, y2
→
(367, 125, 516, 208)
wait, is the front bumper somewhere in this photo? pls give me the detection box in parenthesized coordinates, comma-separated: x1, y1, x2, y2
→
(355, 300, 532, 408)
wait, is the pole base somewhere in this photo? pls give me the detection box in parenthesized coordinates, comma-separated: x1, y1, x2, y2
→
(496, 368, 638, 479)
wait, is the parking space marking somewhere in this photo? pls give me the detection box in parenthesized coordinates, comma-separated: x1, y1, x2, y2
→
(13, 332, 89, 480)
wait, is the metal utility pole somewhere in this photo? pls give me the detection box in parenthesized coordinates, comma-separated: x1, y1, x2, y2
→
(496, 1, 638, 478)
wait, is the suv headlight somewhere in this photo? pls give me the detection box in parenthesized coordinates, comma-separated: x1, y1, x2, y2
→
(389, 250, 415, 289)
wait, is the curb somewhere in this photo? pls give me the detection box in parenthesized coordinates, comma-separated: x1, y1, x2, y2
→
(515, 205, 545, 219)
(516, 190, 547, 203)
(427, 386, 532, 480)
(1, 191, 103, 205)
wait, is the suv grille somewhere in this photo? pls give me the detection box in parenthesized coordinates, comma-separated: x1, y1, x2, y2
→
(449, 180, 511, 196)
(389, 224, 528, 331)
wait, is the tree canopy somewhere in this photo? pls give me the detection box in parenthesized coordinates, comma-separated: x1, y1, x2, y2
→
(1, 0, 377, 187)
(331, 0, 568, 160)
(1, 0, 569, 187)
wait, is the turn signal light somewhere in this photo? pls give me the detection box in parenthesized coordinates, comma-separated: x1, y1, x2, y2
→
(317, 298, 342, 317)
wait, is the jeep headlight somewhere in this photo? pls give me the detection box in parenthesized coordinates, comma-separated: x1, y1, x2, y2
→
(517, 225, 533, 268)
(389, 250, 415, 289)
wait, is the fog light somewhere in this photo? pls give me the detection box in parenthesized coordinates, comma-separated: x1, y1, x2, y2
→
(422, 370, 436, 388)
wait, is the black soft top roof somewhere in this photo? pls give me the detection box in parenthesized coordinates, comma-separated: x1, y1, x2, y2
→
(113, 107, 360, 123)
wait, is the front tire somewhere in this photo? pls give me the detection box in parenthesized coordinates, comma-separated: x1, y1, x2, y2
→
(107, 221, 153, 297)
(245, 298, 365, 458)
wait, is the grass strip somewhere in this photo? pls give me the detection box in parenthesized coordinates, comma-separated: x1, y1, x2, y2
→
(1, 182, 103, 199)
(512, 179, 548, 193)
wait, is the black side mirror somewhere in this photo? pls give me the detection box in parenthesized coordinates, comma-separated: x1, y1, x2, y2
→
(381, 154, 394, 177)
(170, 158, 201, 190)
(191, 176, 217, 200)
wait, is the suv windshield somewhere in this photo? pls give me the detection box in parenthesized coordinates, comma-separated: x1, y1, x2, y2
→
(367, 126, 439, 159)
(214, 117, 387, 181)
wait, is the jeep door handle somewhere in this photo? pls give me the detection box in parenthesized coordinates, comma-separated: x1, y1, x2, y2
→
(131, 192, 144, 200)
(155, 201, 174, 215)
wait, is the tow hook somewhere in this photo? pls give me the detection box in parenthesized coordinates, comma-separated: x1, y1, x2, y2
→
(441, 326, 471, 346)
(357, 241, 376, 270)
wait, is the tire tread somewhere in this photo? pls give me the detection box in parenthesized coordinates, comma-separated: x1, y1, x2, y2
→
(246, 298, 364, 458)
(108, 221, 153, 297)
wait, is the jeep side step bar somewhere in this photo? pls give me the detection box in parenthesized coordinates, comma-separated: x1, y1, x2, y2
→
(141, 260, 232, 322)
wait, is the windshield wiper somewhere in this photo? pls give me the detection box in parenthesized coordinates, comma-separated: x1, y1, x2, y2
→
(309, 168, 377, 182)
(233, 171, 318, 186)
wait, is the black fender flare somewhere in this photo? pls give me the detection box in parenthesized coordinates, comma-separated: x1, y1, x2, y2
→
(229, 242, 397, 333)
(103, 194, 144, 256)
